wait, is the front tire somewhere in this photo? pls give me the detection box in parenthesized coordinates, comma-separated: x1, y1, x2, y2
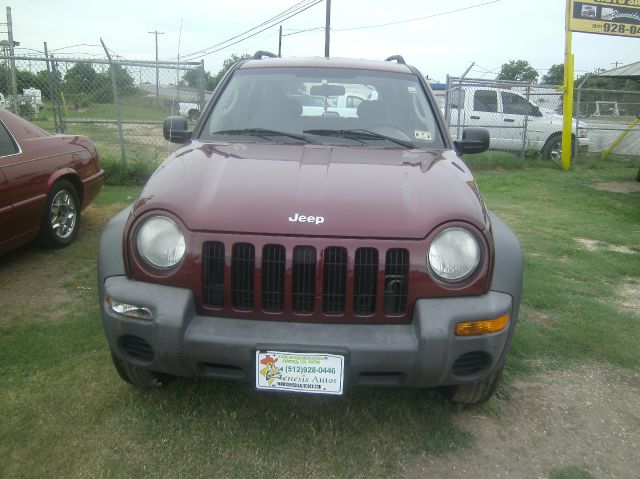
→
(38, 179, 80, 247)
(443, 366, 503, 405)
(110, 353, 174, 388)
(541, 133, 575, 162)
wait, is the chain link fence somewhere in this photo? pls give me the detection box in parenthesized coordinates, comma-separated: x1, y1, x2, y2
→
(575, 86, 640, 156)
(2, 55, 638, 162)
(443, 76, 639, 159)
(0, 53, 207, 164)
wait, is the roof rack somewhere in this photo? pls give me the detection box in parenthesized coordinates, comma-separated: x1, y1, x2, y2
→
(385, 55, 406, 65)
(253, 50, 278, 60)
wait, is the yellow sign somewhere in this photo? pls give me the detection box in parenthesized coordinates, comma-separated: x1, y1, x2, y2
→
(569, 0, 640, 38)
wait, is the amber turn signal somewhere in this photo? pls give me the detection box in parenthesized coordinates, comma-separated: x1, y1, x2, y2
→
(455, 313, 510, 336)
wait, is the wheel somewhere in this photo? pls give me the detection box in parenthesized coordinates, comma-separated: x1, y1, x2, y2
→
(541, 133, 575, 162)
(110, 353, 174, 388)
(38, 179, 80, 247)
(443, 365, 503, 405)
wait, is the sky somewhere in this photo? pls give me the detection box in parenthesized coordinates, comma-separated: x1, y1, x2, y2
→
(5, 0, 639, 83)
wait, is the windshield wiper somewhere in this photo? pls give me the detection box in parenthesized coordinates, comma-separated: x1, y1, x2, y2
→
(304, 129, 415, 149)
(212, 128, 310, 143)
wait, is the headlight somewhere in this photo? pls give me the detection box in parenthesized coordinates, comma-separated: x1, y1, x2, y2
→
(428, 227, 481, 282)
(136, 216, 186, 269)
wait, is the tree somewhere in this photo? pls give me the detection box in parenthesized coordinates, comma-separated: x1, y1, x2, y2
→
(182, 68, 210, 88)
(64, 62, 99, 95)
(541, 64, 564, 85)
(496, 60, 539, 83)
(89, 64, 136, 103)
(207, 53, 251, 91)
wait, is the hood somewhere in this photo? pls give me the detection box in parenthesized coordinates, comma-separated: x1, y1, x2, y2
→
(133, 141, 488, 239)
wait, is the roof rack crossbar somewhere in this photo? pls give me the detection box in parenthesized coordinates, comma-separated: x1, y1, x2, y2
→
(253, 50, 278, 60)
(385, 55, 406, 65)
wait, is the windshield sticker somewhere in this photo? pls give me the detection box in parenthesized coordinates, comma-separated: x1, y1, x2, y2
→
(408, 86, 418, 94)
(414, 130, 432, 141)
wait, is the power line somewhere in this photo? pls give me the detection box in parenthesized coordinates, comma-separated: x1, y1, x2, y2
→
(282, 26, 324, 37)
(333, 0, 500, 32)
(181, 0, 321, 61)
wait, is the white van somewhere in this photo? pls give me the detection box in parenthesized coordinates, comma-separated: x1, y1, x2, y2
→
(448, 86, 589, 160)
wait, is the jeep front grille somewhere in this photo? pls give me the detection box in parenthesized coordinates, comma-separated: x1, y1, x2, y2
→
(202, 242, 409, 320)
(292, 246, 316, 313)
(323, 247, 348, 314)
(261, 244, 286, 312)
(231, 243, 255, 310)
(353, 247, 378, 315)
(202, 241, 225, 307)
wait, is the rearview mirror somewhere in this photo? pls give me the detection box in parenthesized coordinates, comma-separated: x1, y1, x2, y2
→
(163, 116, 192, 144)
(309, 84, 346, 97)
(454, 127, 490, 155)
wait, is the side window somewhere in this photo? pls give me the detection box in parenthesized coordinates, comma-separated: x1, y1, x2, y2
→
(0, 122, 18, 157)
(502, 92, 535, 115)
(473, 90, 498, 113)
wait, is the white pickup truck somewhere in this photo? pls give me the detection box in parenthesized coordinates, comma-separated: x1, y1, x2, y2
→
(447, 86, 589, 160)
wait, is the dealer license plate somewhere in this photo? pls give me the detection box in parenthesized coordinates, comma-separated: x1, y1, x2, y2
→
(255, 351, 344, 395)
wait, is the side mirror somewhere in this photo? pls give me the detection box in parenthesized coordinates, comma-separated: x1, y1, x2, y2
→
(454, 127, 490, 155)
(163, 116, 192, 143)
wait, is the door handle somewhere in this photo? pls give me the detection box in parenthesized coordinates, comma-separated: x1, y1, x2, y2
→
(503, 118, 515, 123)
(470, 115, 480, 120)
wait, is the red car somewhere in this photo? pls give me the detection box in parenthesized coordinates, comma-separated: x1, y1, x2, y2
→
(0, 108, 104, 254)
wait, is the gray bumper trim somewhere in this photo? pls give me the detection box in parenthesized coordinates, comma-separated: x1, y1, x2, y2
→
(102, 276, 514, 389)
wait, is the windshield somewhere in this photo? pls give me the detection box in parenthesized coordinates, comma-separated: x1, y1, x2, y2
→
(199, 67, 445, 149)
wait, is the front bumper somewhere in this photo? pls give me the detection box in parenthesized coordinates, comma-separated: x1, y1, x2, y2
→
(102, 275, 515, 389)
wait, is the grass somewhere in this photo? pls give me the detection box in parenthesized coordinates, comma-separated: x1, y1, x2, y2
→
(550, 465, 595, 479)
(1, 158, 639, 477)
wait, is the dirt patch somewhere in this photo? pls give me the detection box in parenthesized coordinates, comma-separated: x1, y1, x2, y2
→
(592, 181, 640, 194)
(574, 237, 636, 255)
(406, 364, 640, 478)
(519, 306, 554, 328)
(615, 278, 640, 317)
(0, 204, 123, 325)
(0, 246, 75, 324)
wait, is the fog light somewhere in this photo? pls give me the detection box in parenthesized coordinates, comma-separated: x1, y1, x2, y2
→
(107, 297, 153, 320)
(455, 313, 509, 336)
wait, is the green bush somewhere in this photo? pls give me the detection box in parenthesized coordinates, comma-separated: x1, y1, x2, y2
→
(101, 158, 157, 186)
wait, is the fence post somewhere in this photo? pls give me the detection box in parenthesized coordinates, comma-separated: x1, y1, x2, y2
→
(520, 84, 531, 158)
(574, 74, 590, 156)
(198, 60, 205, 113)
(444, 74, 451, 125)
(6, 7, 18, 114)
(51, 55, 66, 133)
(43, 43, 60, 133)
(100, 38, 127, 166)
(455, 63, 474, 140)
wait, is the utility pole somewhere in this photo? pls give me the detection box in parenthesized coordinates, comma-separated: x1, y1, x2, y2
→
(324, 0, 331, 58)
(278, 25, 282, 57)
(611, 61, 622, 69)
(148, 30, 164, 99)
(6, 7, 18, 113)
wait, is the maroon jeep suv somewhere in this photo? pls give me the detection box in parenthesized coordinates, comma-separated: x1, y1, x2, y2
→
(98, 52, 522, 404)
